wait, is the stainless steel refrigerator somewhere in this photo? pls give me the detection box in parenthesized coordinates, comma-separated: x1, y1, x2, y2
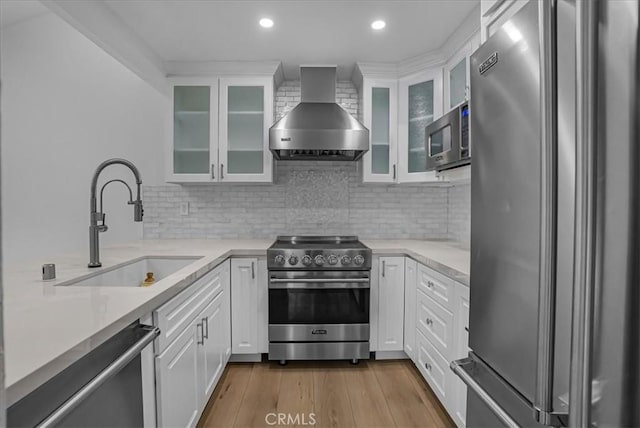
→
(451, 0, 639, 427)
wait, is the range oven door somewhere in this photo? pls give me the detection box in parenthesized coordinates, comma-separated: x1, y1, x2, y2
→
(268, 270, 370, 343)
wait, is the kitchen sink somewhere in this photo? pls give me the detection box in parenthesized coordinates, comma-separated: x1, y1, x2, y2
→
(57, 256, 203, 287)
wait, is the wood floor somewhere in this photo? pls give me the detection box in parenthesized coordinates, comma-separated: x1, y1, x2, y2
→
(198, 360, 455, 428)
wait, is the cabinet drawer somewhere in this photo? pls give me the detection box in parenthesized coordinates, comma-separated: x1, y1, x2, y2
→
(416, 289, 454, 360)
(154, 263, 226, 354)
(417, 264, 454, 310)
(416, 329, 450, 405)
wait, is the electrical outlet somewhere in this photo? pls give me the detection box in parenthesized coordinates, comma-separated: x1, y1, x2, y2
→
(179, 202, 189, 216)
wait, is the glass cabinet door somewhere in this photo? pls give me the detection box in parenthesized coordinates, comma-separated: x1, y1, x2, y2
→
(219, 77, 273, 182)
(398, 70, 442, 182)
(449, 57, 468, 109)
(407, 80, 434, 174)
(173, 86, 212, 175)
(362, 79, 397, 183)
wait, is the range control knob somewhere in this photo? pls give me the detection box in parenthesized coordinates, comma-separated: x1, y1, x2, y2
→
(274, 255, 286, 265)
(314, 255, 326, 266)
(327, 254, 339, 265)
(301, 255, 313, 266)
(341, 255, 352, 265)
(288, 255, 299, 266)
(353, 254, 365, 266)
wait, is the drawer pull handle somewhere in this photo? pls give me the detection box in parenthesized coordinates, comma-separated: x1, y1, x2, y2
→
(425, 362, 432, 371)
(427, 281, 434, 288)
(197, 322, 204, 345)
(426, 318, 433, 326)
(203, 316, 209, 339)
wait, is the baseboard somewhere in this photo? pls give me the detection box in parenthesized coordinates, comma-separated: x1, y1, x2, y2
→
(229, 353, 263, 362)
(374, 350, 410, 360)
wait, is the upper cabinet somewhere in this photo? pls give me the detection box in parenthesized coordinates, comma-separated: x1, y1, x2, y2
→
(169, 78, 218, 182)
(167, 75, 274, 183)
(362, 79, 398, 183)
(480, 0, 529, 43)
(398, 69, 443, 183)
(357, 66, 444, 184)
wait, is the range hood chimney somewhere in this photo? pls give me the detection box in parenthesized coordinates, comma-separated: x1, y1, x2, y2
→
(269, 66, 370, 161)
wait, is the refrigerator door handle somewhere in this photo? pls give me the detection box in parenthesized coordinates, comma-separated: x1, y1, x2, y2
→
(534, 1, 569, 426)
(451, 358, 520, 428)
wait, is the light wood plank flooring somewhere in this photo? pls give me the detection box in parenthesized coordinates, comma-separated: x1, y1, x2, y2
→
(198, 360, 455, 428)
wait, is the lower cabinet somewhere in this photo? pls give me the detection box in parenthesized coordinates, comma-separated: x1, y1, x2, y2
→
(231, 257, 268, 355)
(404, 258, 418, 361)
(155, 316, 201, 428)
(413, 263, 469, 428)
(377, 257, 405, 351)
(451, 282, 470, 427)
(154, 260, 231, 428)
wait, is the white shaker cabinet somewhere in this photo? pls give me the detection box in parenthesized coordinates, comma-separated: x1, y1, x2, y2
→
(404, 258, 417, 361)
(155, 315, 200, 428)
(231, 257, 260, 354)
(154, 260, 231, 428)
(199, 286, 231, 403)
(451, 282, 470, 428)
(377, 257, 406, 351)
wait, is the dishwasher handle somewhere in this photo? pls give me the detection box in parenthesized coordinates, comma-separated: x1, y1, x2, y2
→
(36, 325, 160, 428)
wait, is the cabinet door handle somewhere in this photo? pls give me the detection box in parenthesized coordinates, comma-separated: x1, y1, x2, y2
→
(251, 261, 255, 279)
(393, 164, 396, 180)
(211, 164, 215, 179)
(197, 323, 204, 345)
(220, 163, 224, 179)
(426, 318, 433, 326)
(382, 261, 386, 277)
(427, 281, 434, 288)
(203, 316, 209, 339)
(425, 362, 432, 371)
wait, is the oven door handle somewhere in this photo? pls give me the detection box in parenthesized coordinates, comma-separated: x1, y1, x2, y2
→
(269, 277, 370, 289)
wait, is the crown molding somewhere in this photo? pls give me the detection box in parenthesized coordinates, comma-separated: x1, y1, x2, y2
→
(165, 60, 283, 78)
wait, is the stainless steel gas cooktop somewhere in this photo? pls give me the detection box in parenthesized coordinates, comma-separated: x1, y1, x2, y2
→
(267, 236, 372, 270)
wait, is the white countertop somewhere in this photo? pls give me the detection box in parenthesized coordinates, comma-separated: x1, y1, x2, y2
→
(3, 238, 469, 405)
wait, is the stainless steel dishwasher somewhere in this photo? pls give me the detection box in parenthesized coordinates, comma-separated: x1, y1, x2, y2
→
(8, 322, 159, 427)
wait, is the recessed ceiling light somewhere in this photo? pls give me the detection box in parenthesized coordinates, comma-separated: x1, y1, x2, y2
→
(371, 20, 386, 30)
(259, 18, 274, 28)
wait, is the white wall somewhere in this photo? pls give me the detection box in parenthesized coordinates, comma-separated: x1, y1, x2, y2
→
(1, 11, 167, 264)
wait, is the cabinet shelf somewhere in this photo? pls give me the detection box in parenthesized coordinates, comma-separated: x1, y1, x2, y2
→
(228, 111, 264, 115)
(175, 110, 209, 115)
(371, 141, 390, 147)
(174, 148, 209, 153)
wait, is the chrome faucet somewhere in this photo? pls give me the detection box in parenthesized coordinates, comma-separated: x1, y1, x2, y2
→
(89, 158, 143, 268)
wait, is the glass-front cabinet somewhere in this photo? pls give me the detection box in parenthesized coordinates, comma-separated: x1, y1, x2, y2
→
(398, 69, 443, 182)
(218, 77, 273, 182)
(167, 76, 273, 183)
(362, 79, 398, 183)
(445, 43, 472, 112)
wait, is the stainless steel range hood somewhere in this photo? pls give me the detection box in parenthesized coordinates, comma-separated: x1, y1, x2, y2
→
(269, 66, 369, 161)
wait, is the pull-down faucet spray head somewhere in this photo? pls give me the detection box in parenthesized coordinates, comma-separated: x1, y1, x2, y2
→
(89, 158, 144, 268)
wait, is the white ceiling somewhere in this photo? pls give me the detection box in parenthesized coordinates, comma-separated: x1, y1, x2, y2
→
(103, 0, 480, 79)
(0, 0, 48, 30)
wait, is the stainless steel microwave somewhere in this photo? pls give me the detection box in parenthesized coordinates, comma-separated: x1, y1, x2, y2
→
(425, 102, 470, 171)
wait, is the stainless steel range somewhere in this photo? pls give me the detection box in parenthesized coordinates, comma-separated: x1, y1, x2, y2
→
(267, 236, 372, 364)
